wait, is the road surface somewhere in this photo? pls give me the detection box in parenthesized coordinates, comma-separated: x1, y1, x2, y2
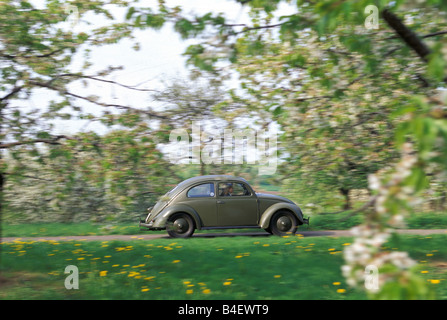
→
(1, 229, 446, 242)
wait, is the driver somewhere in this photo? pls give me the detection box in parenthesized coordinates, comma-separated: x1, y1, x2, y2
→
(220, 183, 233, 196)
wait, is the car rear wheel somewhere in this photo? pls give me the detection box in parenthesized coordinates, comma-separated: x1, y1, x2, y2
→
(166, 213, 195, 238)
(270, 210, 298, 236)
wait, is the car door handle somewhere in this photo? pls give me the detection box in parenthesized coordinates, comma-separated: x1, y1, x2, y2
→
(217, 200, 225, 204)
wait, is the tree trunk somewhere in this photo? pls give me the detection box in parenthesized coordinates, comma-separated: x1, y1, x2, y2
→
(339, 187, 352, 210)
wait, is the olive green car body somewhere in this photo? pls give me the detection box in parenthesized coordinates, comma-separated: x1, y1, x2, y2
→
(139, 175, 309, 237)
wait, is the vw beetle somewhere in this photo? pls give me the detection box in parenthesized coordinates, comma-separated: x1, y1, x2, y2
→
(139, 175, 309, 238)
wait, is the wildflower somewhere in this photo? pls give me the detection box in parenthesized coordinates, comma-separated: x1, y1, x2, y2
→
(172, 260, 181, 263)
(99, 271, 107, 277)
(186, 289, 193, 294)
(333, 282, 341, 286)
(223, 281, 232, 286)
(202, 289, 211, 294)
(274, 275, 281, 278)
(141, 288, 150, 292)
(337, 289, 346, 293)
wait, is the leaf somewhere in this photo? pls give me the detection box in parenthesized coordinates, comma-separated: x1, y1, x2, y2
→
(126, 7, 135, 20)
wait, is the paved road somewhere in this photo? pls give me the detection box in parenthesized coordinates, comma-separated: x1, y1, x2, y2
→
(1, 229, 446, 242)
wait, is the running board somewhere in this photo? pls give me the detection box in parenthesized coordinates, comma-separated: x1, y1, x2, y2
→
(200, 226, 261, 230)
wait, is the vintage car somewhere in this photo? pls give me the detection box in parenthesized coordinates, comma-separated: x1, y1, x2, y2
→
(139, 175, 309, 238)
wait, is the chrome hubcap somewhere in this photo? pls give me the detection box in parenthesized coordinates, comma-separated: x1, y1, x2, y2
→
(173, 218, 189, 233)
(277, 216, 292, 232)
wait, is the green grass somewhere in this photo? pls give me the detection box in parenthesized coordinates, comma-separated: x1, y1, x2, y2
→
(2, 210, 446, 238)
(1, 234, 447, 300)
(1, 222, 144, 237)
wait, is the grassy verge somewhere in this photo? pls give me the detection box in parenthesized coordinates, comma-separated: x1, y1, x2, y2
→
(2, 210, 446, 238)
(1, 234, 447, 300)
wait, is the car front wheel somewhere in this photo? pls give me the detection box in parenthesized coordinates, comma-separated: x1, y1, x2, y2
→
(270, 210, 298, 236)
(166, 213, 195, 238)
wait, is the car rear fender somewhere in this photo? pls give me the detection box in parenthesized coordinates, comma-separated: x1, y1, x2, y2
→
(259, 203, 304, 229)
(152, 204, 202, 229)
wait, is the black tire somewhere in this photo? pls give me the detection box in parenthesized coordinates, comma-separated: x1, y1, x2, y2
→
(166, 213, 195, 238)
(269, 210, 298, 236)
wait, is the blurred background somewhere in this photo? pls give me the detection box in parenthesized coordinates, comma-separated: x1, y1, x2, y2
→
(1, 0, 446, 227)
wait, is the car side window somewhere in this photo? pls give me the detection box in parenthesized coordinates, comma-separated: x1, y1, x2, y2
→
(187, 183, 215, 198)
(218, 182, 251, 197)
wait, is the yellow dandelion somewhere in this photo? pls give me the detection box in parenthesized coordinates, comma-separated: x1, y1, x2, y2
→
(430, 279, 441, 284)
(333, 282, 341, 285)
(141, 288, 150, 292)
(99, 271, 108, 277)
(172, 260, 181, 263)
(77, 257, 85, 260)
(274, 275, 281, 278)
(186, 289, 193, 294)
(426, 254, 434, 257)
(235, 255, 243, 259)
(202, 288, 211, 294)
(337, 289, 346, 293)
(223, 281, 232, 286)
(421, 271, 429, 274)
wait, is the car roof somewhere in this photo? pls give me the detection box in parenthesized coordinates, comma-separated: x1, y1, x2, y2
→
(180, 175, 248, 186)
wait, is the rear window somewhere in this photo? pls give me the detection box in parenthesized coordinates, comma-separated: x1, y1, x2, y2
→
(187, 183, 215, 198)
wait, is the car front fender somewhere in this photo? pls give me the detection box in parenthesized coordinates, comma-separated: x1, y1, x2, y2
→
(152, 204, 203, 230)
(259, 202, 304, 229)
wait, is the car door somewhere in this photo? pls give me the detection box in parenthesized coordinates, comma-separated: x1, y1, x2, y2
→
(185, 182, 218, 227)
(217, 181, 258, 226)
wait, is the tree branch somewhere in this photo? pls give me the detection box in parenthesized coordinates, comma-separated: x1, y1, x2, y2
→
(0, 135, 70, 149)
(58, 73, 160, 93)
(29, 80, 167, 120)
(382, 9, 431, 62)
